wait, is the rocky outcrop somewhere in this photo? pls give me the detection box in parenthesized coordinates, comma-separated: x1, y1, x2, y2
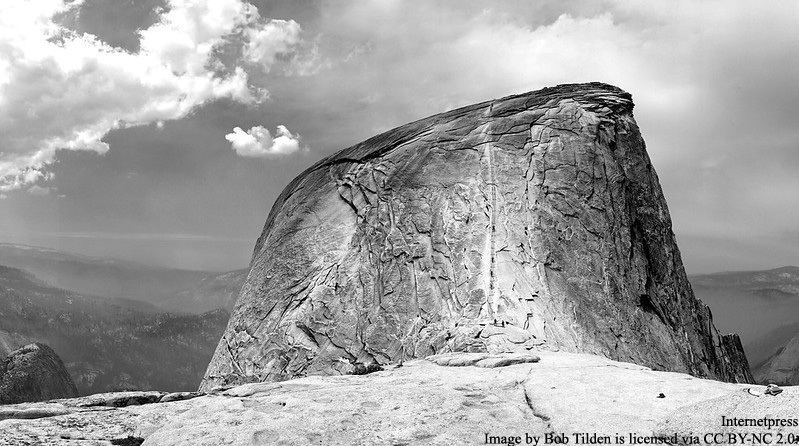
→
(0, 352, 790, 445)
(202, 82, 752, 390)
(0, 343, 78, 404)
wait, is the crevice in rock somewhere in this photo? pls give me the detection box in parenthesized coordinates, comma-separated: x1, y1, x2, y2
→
(639, 293, 667, 327)
(524, 388, 553, 431)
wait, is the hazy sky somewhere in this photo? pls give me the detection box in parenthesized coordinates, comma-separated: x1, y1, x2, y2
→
(0, 0, 797, 272)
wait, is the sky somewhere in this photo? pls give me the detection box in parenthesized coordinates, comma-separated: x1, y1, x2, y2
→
(0, 0, 797, 273)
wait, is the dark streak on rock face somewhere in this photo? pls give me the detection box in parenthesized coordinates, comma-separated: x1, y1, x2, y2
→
(200, 82, 753, 390)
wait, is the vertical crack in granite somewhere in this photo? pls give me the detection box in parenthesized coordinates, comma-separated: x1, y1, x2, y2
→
(481, 128, 499, 321)
(201, 83, 753, 390)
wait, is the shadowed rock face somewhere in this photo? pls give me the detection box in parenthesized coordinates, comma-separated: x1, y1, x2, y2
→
(0, 343, 78, 404)
(201, 82, 753, 390)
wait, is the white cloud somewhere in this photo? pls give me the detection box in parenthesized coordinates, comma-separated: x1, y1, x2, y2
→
(139, 0, 257, 76)
(243, 19, 303, 70)
(318, 1, 797, 144)
(225, 125, 301, 158)
(27, 185, 52, 196)
(0, 0, 310, 192)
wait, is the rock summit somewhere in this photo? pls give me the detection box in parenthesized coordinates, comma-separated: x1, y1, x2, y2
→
(202, 82, 753, 390)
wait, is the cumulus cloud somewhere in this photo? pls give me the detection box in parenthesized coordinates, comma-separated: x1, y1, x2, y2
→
(0, 0, 309, 192)
(243, 19, 302, 70)
(225, 125, 302, 158)
(27, 185, 52, 196)
(314, 1, 797, 144)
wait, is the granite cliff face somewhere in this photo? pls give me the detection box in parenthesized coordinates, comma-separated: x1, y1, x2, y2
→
(0, 343, 78, 404)
(202, 82, 752, 390)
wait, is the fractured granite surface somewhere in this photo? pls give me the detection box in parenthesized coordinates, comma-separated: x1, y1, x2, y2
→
(201, 82, 753, 390)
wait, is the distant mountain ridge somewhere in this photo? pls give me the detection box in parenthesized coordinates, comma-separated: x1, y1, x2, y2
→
(0, 264, 229, 395)
(691, 266, 799, 295)
(689, 266, 799, 385)
(160, 269, 249, 313)
(0, 243, 246, 313)
(755, 331, 799, 385)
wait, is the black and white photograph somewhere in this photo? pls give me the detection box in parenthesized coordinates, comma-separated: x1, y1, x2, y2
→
(1, 0, 798, 444)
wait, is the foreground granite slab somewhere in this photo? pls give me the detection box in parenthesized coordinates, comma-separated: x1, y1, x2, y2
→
(0, 352, 793, 445)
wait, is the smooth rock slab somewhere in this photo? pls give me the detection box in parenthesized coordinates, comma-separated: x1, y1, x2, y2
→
(0, 352, 789, 446)
(426, 352, 540, 367)
(78, 391, 167, 408)
(158, 392, 204, 404)
(0, 406, 73, 421)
